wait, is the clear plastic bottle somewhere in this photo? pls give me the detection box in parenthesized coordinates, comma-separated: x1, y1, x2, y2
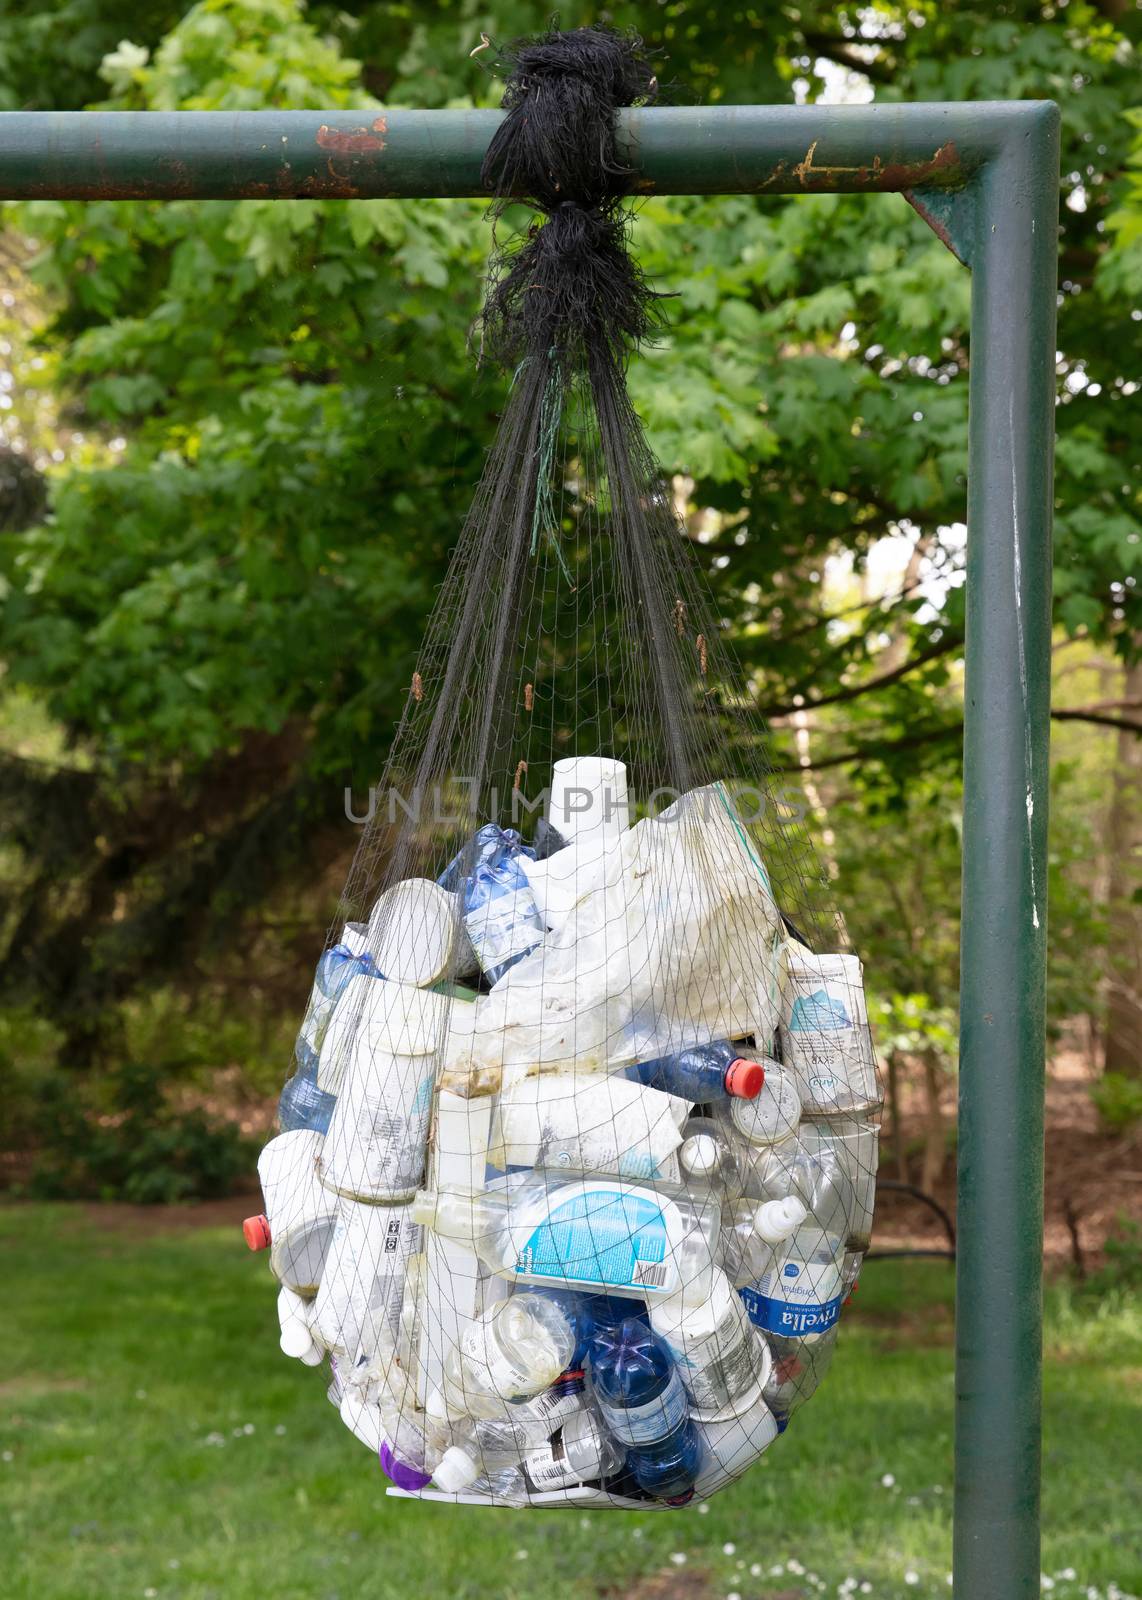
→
(589, 1318, 703, 1503)
(726, 1059, 802, 1147)
(278, 1038, 337, 1134)
(738, 1221, 846, 1344)
(434, 1407, 624, 1495)
(279, 932, 381, 1131)
(649, 1263, 770, 1418)
(440, 823, 544, 985)
(625, 1039, 765, 1103)
(411, 1174, 720, 1302)
(719, 1196, 808, 1290)
(677, 1120, 746, 1206)
(433, 1292, 577, 1419)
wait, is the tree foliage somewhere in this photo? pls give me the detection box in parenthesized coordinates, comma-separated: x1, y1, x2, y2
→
(0, 0, 1138, 1100)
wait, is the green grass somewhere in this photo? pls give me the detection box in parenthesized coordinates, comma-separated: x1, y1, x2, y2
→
(3, 1205, 1140, 1600)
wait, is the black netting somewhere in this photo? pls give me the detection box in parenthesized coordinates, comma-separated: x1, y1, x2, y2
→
(246, 25, 881, 1511)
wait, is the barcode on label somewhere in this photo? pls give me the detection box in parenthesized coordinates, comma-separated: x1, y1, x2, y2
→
(632, 1258, 669, 1288)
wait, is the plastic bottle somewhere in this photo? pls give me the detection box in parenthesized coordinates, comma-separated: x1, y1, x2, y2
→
(278, 1038, 338, 1135)
(434, 1407, 625, 1495)
(411, 1174, 719, 1301)
(589, 1318, 703, 1502)
(649, 1263, 772, 1417)
(738, 1220, 846, 1344)
(626, 1039, 765, 1103)
(441, 823, 545, 985)
(431, 1293, 577, 1420)
(677, 1120, 746, 1205)
(313, 1198, 422, 1363)
(719, 1196, 808, 1291)
(796, 1114, 879, 1252)
(726, 1059, 802, 1148)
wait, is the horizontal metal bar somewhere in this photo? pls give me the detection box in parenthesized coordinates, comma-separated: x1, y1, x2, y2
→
(0, 102, 1049, 201)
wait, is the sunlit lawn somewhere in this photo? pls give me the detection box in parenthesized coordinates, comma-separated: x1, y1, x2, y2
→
(3, 1204, 1139, 1600)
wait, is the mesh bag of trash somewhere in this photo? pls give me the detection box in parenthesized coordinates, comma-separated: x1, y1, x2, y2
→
(244, 26, 881, 1510)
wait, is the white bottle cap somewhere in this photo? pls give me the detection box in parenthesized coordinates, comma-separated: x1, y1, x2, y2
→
(753, 1195, 808, 1244)
(680, 1134, 721, 1179)
(280, 1317, 317, 1360)
(433, 1446, 480, 1493)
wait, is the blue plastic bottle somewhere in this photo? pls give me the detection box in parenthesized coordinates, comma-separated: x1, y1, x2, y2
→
(278, 943, 379, 1134)
(589, 1318, 702, 1503)
(626, 1039, 765, 1103)
(441, 823, 544, 985)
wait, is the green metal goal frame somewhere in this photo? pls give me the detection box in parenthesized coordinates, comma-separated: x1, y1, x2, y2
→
(0, 101, 1060, 1600)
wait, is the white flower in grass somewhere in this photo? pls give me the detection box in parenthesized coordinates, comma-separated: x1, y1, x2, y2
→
(274, 1425, 287, 1436)
(749, 1565, 761, 1577)
(726, 1592, 742, 1600)
(723, 1542, 736, 1555)
(788, 1560, 805, 1575)
(698, 1502, 710, 1515)
(881, 1473, 896, 1488)
(1042, 1579, 1056, 1591)
(513, 1549, 529, 1562)
(631, 1527, 643, 1540)
(905, 1573, 919, 1586)
(1056, 1572, 1076, 1583)
(670, 1553, 687, 1566)
(860, 1584, 873, 1595)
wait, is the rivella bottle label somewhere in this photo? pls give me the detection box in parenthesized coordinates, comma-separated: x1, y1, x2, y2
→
(508, 1181, 685, 1295)
(738, 1254, 844, 1338)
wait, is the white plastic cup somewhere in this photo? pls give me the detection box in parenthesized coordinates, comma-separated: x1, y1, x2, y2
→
(366, 878, 468, 987)
(320, 980, 449, 1202)
(692, 1386, 779, 1497)
(256, 1129, 338, 1295)
(549, 757, 629, 847)
(779, 950, 878, 1114)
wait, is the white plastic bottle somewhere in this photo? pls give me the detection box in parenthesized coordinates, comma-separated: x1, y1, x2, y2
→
(719, 1196, 808, 1291)
(313, 1198, 422, 1362)
(411, 1174, 719, 1301)
(649, 1262, 771, 1417)
(797, 1114, 879, 1252)
(319, 979, 447, 1203)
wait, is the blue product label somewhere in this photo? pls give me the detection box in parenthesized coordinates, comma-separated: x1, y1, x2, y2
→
(512, 1186, 678, 1294)
(738, 1285, 843, 1338)
(789, 989, 851, 1032)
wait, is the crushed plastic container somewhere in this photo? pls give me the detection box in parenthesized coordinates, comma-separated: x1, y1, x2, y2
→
(442, 824, 545, 985)
(431, 1292, 578, 1420)
(367, 878, 472, 988)
(491, 1072, 690, 1179)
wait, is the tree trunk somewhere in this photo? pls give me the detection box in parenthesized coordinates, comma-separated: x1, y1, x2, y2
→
(1104, 658, 1142, 1076)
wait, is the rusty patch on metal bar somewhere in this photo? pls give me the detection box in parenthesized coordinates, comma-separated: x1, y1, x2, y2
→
(315, 117, 387, 156)
(788, 138, 962, 191)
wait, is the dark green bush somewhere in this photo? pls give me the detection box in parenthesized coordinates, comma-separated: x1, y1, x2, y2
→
(25, 1061, 253, 1204)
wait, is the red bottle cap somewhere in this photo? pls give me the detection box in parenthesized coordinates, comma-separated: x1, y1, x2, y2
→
(243, 1214, 272, 1251)
(725, 1057, 765, 1099)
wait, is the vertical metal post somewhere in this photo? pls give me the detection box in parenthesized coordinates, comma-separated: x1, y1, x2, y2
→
(955, 104, 1060, 1600)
